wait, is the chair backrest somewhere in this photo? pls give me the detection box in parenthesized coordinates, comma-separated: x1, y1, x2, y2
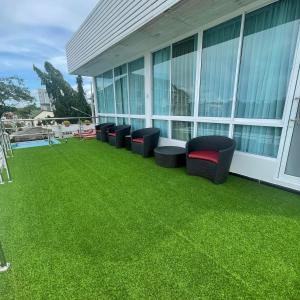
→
(115, 125, 131, 131)
(188, 136, 235, 151)
(132, 127, 160, 137)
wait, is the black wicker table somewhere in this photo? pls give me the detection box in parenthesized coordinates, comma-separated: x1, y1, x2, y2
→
(154, 146, 186, 168)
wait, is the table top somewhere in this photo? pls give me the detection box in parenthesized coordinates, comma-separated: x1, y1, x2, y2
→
(154, 146, 186, 155)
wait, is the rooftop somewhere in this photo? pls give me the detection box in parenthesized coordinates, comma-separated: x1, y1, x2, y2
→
(1, 139, 300, 298)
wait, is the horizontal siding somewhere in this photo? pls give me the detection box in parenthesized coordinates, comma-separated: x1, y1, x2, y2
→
(66, 0, 181, 73)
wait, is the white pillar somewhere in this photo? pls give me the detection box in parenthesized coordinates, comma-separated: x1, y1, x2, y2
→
(144, 52, 152, 127)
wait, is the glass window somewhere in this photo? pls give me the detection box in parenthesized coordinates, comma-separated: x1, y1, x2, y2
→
(153, 120, 168, 138)
(234, 125, 282, 158)
(171, 121, 194, 141)
(197, 123, 229, 137)
(99, 116, 106, 124)
(128, 57, 145, 115)
(106, 117, 116, 124)
(102, 70, 115, 114)
(117, 117, 128, 125)
(171, 35, 197, 116)
(236, 0, 300, 119)
(153, 47, 171, 115)
(96, 75, 104, 113)
(199, 17, 241, 117)
(114, 64, 128, 114)
(130, 118, 145, 131)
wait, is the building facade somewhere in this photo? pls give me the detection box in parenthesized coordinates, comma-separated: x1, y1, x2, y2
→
(37, 88, 53, 112)
(66, 0, 300, 191)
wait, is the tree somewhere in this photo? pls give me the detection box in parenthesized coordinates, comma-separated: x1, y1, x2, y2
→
(76, 75, 91, 117)
(17, 104, 40, 119)
(33, 62, 91, 122)
(0, 77, 34, 116)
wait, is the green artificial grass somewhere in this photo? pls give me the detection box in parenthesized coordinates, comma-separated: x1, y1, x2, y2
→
(0, 139, 300, 299)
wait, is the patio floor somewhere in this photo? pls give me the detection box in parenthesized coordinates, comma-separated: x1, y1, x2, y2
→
(0, 139, 300, 299)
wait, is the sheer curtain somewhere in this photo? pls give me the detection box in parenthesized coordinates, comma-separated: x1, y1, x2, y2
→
(236, 0, 300, 119)
(172, 121, 193, 141)
(114, 64, 128, 114)
(131, 118, 145, 131)
(96, 75, 104, 113)
(171, 35, 197, 116)
(129, 57, 145, 115)
(153, 47, 171, 115)
(153, 120, 168, 138)
(199, 17, 241, 117)
(198, 123, 229, 137)
(234, 126, 282, 158)
(103, 70, 115, 113)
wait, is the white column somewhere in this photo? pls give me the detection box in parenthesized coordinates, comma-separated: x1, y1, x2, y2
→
(92, 77, 99, 124)
(144, 52, 152, 127)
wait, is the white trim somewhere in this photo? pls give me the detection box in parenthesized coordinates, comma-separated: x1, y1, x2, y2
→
(144, 52, 152, 127)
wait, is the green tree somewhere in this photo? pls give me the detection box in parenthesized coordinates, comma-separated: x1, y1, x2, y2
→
(33, 62, 91, 121)
(17, 104, 40, 119)
(76, 75, 91, 117)
(0, 77, 34, 116)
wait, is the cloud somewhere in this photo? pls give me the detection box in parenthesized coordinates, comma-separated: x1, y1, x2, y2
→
(0, 0, 99, 91)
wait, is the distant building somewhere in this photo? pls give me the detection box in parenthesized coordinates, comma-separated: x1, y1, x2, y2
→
(37, 89, 53, 112)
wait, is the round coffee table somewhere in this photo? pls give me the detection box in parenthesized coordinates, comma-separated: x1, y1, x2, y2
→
(154, 146, 186, 168)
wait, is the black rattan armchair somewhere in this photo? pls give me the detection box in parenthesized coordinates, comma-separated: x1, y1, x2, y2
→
(131, 128, 160, 157)
(108, 125, 131, 148)
(186, 136, 235, 184)
(95, 123, 115, 142)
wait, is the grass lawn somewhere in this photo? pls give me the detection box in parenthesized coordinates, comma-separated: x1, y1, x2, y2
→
(0, 139, 300, 299)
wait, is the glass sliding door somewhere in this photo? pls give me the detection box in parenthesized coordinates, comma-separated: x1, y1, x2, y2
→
(131, 118, 145, 131)
(114, 64, 128, 114)
(103, 70, 115, 113)
(199, 17, 241, 117)
(153, 47, 171, 115)
(128, 57, 145, 115)
(153, 120, 168, 138)
(172, 121, 194, 141)
(236, 0, 300, 119)
(171, 35, 197, 116)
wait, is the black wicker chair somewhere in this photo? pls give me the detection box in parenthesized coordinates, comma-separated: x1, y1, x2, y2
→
(108, 125, 131, 148)
(95, 123, 115, 142)
(186, 136, 235, 184)
(131, 128, 160, 157)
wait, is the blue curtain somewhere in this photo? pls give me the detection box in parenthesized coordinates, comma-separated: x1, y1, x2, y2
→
(117, 117, 127, 125)
(106, 117, 116, 124)
(171, 35, 197, 116)
(131, 118, 145, 131)
(172, 121, 194, 141)
(153, 120, 168, 138)
(153, 47, 171, 115)
(236, 0, 300, 119)
(234, 126, 282, 158)
(198, 123, 229, 137)
(103, 70, 115, 114)
(114, 64, 128, 114)
(129, 58, 145, 115)
(199, 17, 241, 117)
(99, 116, 106, 124)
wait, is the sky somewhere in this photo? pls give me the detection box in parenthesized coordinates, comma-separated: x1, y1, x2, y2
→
(0, 0, 99, 105)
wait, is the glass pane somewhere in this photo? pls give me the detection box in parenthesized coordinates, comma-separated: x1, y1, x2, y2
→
(114, 64, 128, 114)
(117, 117, 128, 125)
(106, 117, 116, 124)
(129, 57, 145, 115)
(153, 120, 168, 138)
(103, 70, 115, 114)
(285, 105, 300, 177)
(197, 123, 229, 137)
(199, 17, 241, 117)
(171, 35, 197, 116)
(234, 125, 282, 158)
(153, 47, 171, 115)
(236, 0, 300, 119)
(171, 121, 194, 141)
(99, 116, 106, 124)
(131, 118, 145, 131)
(96, 75, 105, 113)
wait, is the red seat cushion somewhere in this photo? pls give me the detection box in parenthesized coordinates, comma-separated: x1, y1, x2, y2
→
(108, 132, 117, 137)
(188, 150, 219, 164)
(132, 137, 144, 144)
